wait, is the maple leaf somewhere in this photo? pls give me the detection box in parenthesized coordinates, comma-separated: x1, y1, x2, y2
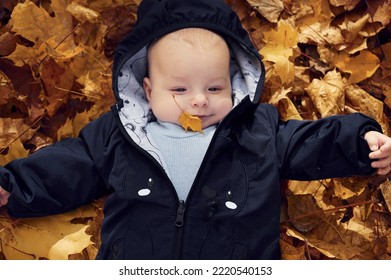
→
(178, 112, 203, 133)
(305, 69, 345, 117)
(0, 205, 96, 260)
(322, 49, 380, 83)
(260, 20, 298, 84)
(329, 0, 361, 11)
(269, 87, 302, 121)
(10, 0, 74, 47)
(246, 0, 284, 23)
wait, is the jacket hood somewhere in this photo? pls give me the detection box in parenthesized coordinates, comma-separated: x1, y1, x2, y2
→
(111, 0, 265, 167)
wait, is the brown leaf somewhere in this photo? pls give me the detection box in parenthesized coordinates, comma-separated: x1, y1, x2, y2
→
(269, 87, 302, 120)
(10, 0, 74, 47)
(329, 0, 361, 11)
(0, 32, 16, 56)
(66, 2, 100, 24)
(380, 180, 391, 212)
(41, 58, 75, 117)
(287, 194, 323, 232)
(246, 0, 284, 23)
(305, 69, 345, 117)
(367, 0, 391, 26)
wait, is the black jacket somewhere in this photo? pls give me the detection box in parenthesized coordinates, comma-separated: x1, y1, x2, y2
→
(0, 0, 381, 259)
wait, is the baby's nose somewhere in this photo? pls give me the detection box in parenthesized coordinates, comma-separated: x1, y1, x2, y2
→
(192, 92, 208, 107)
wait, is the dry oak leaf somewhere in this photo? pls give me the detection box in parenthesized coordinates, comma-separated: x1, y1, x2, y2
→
(259, 21, 298, 84)
(246, 0, 284, 23)
(305, 69, 345, 117)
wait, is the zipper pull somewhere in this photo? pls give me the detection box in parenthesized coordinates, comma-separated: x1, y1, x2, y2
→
(175, 200, 185, 227)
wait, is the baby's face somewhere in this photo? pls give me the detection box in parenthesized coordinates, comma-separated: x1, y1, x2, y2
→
(143, 31, 232, 129)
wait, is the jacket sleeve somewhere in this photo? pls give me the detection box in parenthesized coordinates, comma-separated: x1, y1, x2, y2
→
(272, 107, 382, 180)
(0, 113, 116, 218)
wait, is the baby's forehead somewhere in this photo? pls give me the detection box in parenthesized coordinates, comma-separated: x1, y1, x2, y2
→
(149, 28, 227, 53)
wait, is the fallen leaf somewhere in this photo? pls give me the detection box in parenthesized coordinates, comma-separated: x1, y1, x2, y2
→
(246, 0, 284, 23)
(66, 2, 100, 24)
(0, 138, 30, 166)
(48, 225, 93, 259)
(345, 84, 389, 133)
(0, 32, 16, 56)
(380, 181, 391, 212)
(329, 0, 361, 10)
(337, 13, 370, 43)
(305, 69, 345, 117)
(10, 0, 74, 47)
(367, 0, 391, 26)
(287, 194, 323, 232)
(269, 87, 302, 120)
(260, 20, 298, 84)
(0, 205, 96, 260)
(178, 112, 203, 133)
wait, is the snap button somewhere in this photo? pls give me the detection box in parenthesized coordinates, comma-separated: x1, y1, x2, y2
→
(148, 178, 154, 187)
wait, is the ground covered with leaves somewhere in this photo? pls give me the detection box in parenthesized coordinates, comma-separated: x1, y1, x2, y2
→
(0, 0, 390, 260)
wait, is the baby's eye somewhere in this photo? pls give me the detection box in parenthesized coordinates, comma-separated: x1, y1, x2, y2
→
(172, 88, 187, 93)
(208, 87, 221, 92)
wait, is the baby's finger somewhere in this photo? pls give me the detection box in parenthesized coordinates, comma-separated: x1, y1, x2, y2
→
(365, 132, 380, 151)
(371, 157, 391, 169)
(376, 165, 391, 176)
(369, 149, 384, 159)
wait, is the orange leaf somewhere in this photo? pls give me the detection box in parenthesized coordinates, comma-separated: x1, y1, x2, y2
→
(178, 112, 203, 133)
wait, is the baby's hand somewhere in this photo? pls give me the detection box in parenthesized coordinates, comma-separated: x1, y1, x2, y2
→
(0, 186, 10, 207)
(365, 131, 391, 175)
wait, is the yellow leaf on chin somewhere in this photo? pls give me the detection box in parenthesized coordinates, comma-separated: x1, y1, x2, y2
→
(178, 112, 203, 133)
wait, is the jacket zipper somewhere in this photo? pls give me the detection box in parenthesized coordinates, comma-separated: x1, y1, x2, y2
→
(173, 200, 185, 259)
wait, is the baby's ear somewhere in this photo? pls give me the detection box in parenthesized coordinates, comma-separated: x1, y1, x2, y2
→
(143, 77, 152, 101)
